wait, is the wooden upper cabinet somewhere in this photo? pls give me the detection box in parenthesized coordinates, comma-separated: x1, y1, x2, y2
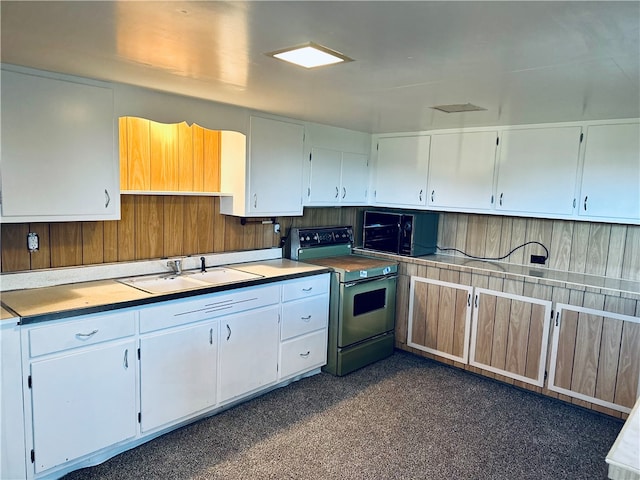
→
(120, 117, 221, 193)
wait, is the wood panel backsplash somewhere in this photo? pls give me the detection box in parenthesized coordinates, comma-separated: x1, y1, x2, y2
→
(1, 206, 638, 282)
(0, 199, 363, 273)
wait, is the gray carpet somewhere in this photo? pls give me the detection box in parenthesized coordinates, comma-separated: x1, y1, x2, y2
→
(64, 351, 623, 480)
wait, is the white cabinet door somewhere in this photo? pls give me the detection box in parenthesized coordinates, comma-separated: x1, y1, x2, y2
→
(139, 320, 218, 433)
(495, 126, 581, 216)
(373, 135, 430, 206)
(578, 123, 640, 222)
(247, 116, 304, 216)
(428, 131, 498, 211)
(308, 147, 342, 204)
(0, 68, 119, 222)
(340, 152, 368, 204)
(29, 339, 137, 473)
(218, 306, 280, 404)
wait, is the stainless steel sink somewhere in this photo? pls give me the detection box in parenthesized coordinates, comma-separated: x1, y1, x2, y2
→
(118, 267, 262, 294)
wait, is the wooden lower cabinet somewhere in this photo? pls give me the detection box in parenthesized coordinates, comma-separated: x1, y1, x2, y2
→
(548, 304, 640, 414)
(407, 277, 473, 363)
(470, 288, 552, 387)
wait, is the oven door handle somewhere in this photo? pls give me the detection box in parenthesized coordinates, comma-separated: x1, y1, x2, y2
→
(344, 274, 397, 288)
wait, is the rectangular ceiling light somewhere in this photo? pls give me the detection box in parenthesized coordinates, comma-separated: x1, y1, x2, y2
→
(267, 42, 353, 69)
(431, 103, 487, 113)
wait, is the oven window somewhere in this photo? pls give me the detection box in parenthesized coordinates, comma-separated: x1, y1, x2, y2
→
(353, 288, 386, 316)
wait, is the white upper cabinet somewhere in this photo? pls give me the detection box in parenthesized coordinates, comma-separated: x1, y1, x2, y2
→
(427, 131, 498, 212)
(304, 123, 370, 206)
(495, 126, 582, 217)
(220, 115, 304, 217)
(0, 67, 119, 222)
(578, 122, 640, 223)
(307, 148, 368, 205)
(372, 135, 430, 207)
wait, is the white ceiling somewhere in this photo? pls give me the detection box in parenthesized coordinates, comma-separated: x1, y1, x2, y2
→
(2, 1, 639, 134)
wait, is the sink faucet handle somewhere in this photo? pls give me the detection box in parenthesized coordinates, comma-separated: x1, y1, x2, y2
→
(200, 256, 207, 273)
(167, 259, 182, 275)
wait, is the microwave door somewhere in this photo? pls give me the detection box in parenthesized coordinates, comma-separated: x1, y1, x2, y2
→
(364, 224, 400, 254)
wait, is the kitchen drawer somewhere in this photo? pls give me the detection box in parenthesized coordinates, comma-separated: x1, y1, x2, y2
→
(279, 329, 327, 379)
(28, 310, 135, 358)
(140, 284, 280, 333)
(281, 295, 329, 340)
(281, 273, 330, 302)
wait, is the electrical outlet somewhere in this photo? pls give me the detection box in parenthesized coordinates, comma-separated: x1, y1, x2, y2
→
(274, 223, 280, 234)
(530, 254, 546, 265)
(27, 232, 39, 252)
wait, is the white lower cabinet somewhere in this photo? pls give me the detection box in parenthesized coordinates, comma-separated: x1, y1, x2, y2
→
(279, 274, 330, 380)
(29, 337, 137, 474)
(19, 274, 330, 479)
(139, 320, 218, 433)
(218, 306, 280, 404)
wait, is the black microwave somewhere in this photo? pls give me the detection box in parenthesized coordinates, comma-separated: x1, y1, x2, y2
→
(362, 210, 438, 256)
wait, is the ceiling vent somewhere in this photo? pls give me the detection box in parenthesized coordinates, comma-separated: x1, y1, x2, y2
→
(431, 103, 487, 113)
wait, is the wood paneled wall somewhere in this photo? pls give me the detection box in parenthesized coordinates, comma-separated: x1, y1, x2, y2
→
(437, 213, 640, 281)
(0, 203, 363, 273)
(1, 208, 638, 280)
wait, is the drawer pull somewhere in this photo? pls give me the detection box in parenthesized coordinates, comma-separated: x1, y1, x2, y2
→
(302, 287, 313, 292)
(299, 351, 310, 358)
(76, 329, 98, 339)
(301, 315, 312, 322)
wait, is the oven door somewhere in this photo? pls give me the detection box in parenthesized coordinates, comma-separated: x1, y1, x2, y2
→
(338, 275, 397, 348)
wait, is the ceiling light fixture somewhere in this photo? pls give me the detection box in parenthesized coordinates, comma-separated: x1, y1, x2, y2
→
(431, 103, 487, 113)
(266, 42, 353, 69)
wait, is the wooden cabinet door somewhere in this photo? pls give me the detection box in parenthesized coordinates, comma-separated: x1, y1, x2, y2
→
(578, 122, 640, 222)
(308, 147, 342, 204)
(548, 304, 640, 414)
(29, 340, 137, 473)
(373, 135, 430, 207)
(428, 131, 498, 211)
(495, 126, 581, 216)
(218, 306, 280, 404)
(139, 320, 218, 433)
(470, 288, 552, 387)
(407, 277, 473, 363)
(340, 152, 368, 204)
(1, 68, 119, 222)
(247, 116, 304, 216)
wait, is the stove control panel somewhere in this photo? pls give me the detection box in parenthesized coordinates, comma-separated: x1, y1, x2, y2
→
(285, 226, 353, 260)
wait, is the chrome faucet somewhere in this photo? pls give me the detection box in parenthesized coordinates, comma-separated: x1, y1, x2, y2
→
(168, 259, 182, 275)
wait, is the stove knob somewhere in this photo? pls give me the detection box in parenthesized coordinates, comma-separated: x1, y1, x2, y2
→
(300, 236, 305, 243)
(306, 236, 311, 241)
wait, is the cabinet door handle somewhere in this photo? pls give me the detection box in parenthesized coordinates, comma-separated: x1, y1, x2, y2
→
(335, 186, 339, 199)
(555, 311, 560, 327)
(76, 329, 98, 339)
(475, 294, 479, 308)
(210, 328, 214, 345)
(299, 351, 311, 358)
(104, 189, 111, 208)
(467, 294, 471, 307)
(419, 189, 423, 202)
(123, 349, 129, 369)
(431, 190, 435, 202)
(301, 315, 312, 322)
(583, 196, 588, 211)
(342, 187, 346, 199)
(253, 194, 257, 209)
(226, 324, 231, 341)
(499, 193, 503, 206)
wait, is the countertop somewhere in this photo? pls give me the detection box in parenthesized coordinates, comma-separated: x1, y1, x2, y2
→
(354, 249, 640, 298)
(607, 397, 640, 480)
(1, 259, 330, 325)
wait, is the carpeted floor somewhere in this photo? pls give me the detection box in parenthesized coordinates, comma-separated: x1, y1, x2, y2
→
(64, 351, 623, 480)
